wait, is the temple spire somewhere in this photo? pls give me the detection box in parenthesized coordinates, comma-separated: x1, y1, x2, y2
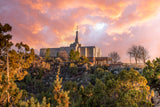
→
(75, 25, 78, 43)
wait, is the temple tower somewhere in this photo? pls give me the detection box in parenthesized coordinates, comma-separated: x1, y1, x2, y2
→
(75, 26, 78, 43)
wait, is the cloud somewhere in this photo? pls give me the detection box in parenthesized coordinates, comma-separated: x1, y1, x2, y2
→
(107, 0, 160, 35)
(31, 23, 44, 34)
(0, 0, 160, 62)
(113, 37, 118, 41)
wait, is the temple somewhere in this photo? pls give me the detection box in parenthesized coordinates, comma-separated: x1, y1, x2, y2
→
(40, 28, 107, 63)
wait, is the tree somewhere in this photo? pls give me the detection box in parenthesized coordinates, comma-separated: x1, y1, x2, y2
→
(69, 63, 78, 75)
(0, 23, 41, 106)
(69, 49, 80, 62)
(15, 42, 31, 71)
(15, 42, 29, 62)
(108, 51, 120, 64)
(52, 67, 70, 107)
(45, 48, 50, 60)
(88, 79, 107, 106)
(104, 69, 153, 106)
(0, 74, 23, 106)
(69, 49, 75, 61)
(23, 43, 30, 61)
(143, 58, 160, 92)
(0, 23, 13, 57)
(18, 97, 50, 107)
(79, 55, 89, 64)
(0, 22, 51, 106)
(128, 45, 139, 64)
(30, 48, 35, 65)
(138, 46, 149, 63)
(0, 23, 13, 104)
(63, 81, 79, 105)
(128, 45, 149, 64)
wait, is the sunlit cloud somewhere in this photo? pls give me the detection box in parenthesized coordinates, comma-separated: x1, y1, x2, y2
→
(31, 23, 44, 34)
(94, 23, 107, 31)
(113, 37, 118, 41)
(0, 0, 160, 62)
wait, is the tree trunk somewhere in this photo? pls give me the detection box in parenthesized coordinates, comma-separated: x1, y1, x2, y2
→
(143, 58, 145, 64)
(135, 57, 137, 64)
(7, 51, 10, 104)
(130, 53, 132, 64)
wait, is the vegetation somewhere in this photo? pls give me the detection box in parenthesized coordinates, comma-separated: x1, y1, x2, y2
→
(143, 58, 160, 92)
(57, 51, 68, 61)
(63, 69, 153, 107)
(69, 50, 88, 64)
(45, 48, 51, 60)
(79, 55, 89, 64)
(108, 51, 120, 64)
(0, 23, 157, 107)
(69, 49, 80, 62)
(128, 45, 149, 64)
(52, 67, 69, 107)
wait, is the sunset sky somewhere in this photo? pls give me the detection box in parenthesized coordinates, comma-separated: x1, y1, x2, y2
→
(1, 0, 160, 62)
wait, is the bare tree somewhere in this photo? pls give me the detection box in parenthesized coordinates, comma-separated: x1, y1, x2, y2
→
(108, 51, 120, 64)
(128, 45, 149, 64)
(138, 46, 149, 63)
(128, 52, 132, 64)
(128, 45, 139, 64)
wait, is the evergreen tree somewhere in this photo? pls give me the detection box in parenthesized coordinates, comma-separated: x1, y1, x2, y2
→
(52, 67, 70, 107)
(30, 48, 35, 65)
(143, 58, 160, 92)
(69, 49, 80, 62)
(0, 23, 13, 58)
(105, 69, 153, 106)
(45, 48, 50, 60)
(79, 55, 89, 64)
(0, 74, 23, 106)
(41, 97, 47, 107)
(0, 23, 13, 104)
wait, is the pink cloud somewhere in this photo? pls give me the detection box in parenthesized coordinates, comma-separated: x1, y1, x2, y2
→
(0, 0, 160, 62)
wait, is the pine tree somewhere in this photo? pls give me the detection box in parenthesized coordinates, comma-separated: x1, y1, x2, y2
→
(45, 48, 50, 60)
(0, 73, 23, 106)
(52, 67, 70, 107)
(0, 23, 13, 105)
(69, 49, 80, 62)
(41, 97, 47, 107)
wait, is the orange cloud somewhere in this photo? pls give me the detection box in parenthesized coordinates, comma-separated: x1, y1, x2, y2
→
(31, 23, 44, 34)
(19, 0, 51, 14)
(113, 37, 118, 41)
(107, 0, 160, 35)
(1, 0, 160, 61)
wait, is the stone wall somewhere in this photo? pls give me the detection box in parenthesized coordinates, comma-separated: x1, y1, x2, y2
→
(60, 47, 74, 55)
(80, 47, 85, 56)
(95, 47, 101, 57)
(40, 47, 76, 57)
(40, 45, 102, 58)
(87, 47, 93, 57)
(40, 48, 46, 57)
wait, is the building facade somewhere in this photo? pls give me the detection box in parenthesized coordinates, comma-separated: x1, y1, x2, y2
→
(40, 29, 102, 60)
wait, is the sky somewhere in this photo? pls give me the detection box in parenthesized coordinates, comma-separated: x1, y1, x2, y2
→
(0, 0, 160, 62)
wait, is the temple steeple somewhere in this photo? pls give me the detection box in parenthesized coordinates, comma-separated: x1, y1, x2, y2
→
(70, 25, 81, 50)
(75, 26, 78, 43)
